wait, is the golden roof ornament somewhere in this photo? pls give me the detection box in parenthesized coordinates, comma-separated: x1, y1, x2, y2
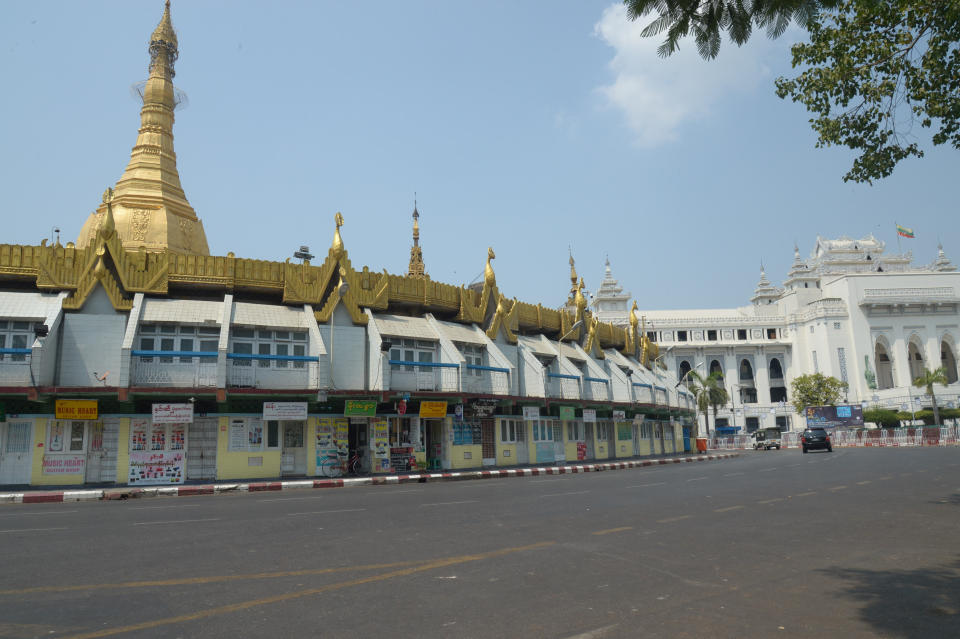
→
(569, 249, 578, 299)
(407, 200, 426, 279)
(332, 212, 345, 258)
(100, 188, 116, 240)
(484, 247, 496, 288)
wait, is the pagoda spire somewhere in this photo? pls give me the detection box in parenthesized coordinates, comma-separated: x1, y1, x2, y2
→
(76, 1, 209, 255)
(407, 197, 426, 278)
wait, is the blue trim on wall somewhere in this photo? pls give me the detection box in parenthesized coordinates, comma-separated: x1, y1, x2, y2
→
(632, 382, 653, 389)
(583, 376, 608, 384)
(388, 360, 460, 369)
(0, 348, 32, 355)
(133, 350, 219, 358)
(227, 353, 318, 362)
(546, 372, 580, 381)
(466, 364, 510, 374)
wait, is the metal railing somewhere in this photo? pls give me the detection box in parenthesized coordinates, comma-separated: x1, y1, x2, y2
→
(463, 364, 510, 395)
(388, 360, 460, 392)
(583, 377, 609, 401)
(0, 348, 32, 385)
(546, 373, 580, 399)
(131, 354, 217, 388)
(227, 353, 319, 389)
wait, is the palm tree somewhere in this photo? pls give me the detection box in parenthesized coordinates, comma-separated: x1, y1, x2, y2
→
(913, 366, 948, 426)
(687, 371, 725, 437)
(708, 381, 730, 434)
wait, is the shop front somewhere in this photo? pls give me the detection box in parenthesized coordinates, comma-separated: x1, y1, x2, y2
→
(34, 400, 113, 486)
(496, 416, 527, 465)
(264, 402, 308, 477)
(0, 418, 32, 485)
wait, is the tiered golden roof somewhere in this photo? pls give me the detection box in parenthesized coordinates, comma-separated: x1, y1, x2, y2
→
(76, 0, 209, 256)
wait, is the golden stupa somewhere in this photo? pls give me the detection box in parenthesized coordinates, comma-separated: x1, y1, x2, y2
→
(76, 1, 209, 255)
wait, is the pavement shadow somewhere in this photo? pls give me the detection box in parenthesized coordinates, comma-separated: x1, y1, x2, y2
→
(820, 557, 960, 638)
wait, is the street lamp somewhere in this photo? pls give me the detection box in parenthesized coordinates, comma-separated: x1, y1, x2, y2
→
(674, 361, 704, 388)
(652, 345, 674, 372)
(559, 320, 584, 342)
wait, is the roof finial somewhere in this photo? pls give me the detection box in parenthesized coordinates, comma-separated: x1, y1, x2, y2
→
(407, 199, 425, 278)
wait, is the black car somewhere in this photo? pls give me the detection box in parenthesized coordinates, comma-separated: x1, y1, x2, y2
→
(801, 428, 832, 453)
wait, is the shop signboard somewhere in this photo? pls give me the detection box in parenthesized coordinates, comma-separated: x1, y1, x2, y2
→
(576, 442, 587, 460)
(633, 414, 645, 425)
(612, 410, 626, 420)
(558, 406, 575, 421)
(263, 401, 308, 420)
(468, 398, 498, 418)
(522, 406, 540, 421)
(344, 400, 377, 417)
(55, 399, 98, 420)
(582, 409, 597, 423)
(41, 455, 85, 475)
(804, 404, 864, 428)
(128, 451, 185, 485)
(419, 401, 448, 418)
(371, 418, 390, 470)
(152, 403, 194, 424)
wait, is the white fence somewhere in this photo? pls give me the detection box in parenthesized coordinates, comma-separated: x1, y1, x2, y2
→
(710, 427, 959, 450)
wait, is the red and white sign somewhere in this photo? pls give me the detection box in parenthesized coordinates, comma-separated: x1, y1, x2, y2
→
(152, 403, 194, 424)
(582, 409, 597, 423)
(42, 455, 85, 475)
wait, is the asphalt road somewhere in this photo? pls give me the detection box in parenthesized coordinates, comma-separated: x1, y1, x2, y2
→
(0, 448, 958, 639)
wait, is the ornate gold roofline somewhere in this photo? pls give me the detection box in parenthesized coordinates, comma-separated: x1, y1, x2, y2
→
(0, 213, 639, 352)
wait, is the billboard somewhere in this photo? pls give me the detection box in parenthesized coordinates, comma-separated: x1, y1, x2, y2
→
(805, 404, 864, 428)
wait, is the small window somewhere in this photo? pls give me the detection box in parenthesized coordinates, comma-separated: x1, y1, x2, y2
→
(809, 326, 815, 334)
(198, 326, 220, 336)
(767, 328, 777, 339)
(69, 422, 85, 451)
(159, 324, 177, 335)
(646, 331, 657, 342)
(267, 421, 280, 448)
(707, 330, 717, 341)
(233, 327, 255, 338)
(677, 330, 688, 342)
(293, 331, 307, 341)
(258, 330, 273, 339)
(737, 329, 747, 340)
(833, 322, 841, 330)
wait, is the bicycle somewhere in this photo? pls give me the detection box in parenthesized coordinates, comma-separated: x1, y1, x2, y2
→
(345, 449, 364, 475)
(317, 451, 342, 478)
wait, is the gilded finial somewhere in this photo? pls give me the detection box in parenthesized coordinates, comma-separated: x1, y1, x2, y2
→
(407, 201, 425, 279)
(332, 212, 345, 256)
(100, 188, 116, 240)
(149, 0, 179, 77)
(484, 247, 496, 288)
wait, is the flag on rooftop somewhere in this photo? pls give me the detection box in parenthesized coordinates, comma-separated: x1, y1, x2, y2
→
(896, 224, 915, 239)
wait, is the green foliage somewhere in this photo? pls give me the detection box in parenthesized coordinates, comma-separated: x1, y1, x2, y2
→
(912, 366, 949, 425)
(789, 373, 848, 414)
(687, 370, 726, 436)
(863, 408, 900, 428)
(775, 1, 960, 183)
(624, 0, 838, 58)
(625, 1, 960, 182)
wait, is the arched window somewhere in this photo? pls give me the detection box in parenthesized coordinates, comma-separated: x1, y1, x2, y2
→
(678, 360, 692, 383)
(739, 359, 754, 381)
(942, 338, 959, 384)
(769, 358, 784, 380)
(907, 339, 925, 382)
(709, 360, 724, 380)
(875, 339, 895, 390)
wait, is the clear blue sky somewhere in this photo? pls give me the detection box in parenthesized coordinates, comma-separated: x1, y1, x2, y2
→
(2, 1, 956, 310)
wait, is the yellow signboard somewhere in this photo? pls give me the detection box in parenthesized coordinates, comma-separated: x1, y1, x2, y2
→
(419, 401, 448, 419)
(55, 399, 98, 420)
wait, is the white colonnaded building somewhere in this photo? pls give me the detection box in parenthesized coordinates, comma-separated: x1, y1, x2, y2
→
(592, 236, 960, 435)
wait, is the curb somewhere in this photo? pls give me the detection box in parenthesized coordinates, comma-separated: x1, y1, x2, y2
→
(0, 452, 739, 505)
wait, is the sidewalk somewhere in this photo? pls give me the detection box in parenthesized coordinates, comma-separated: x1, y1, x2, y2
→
(0, 452, 739, 505)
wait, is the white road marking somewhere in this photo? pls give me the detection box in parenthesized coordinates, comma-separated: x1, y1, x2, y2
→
(129, 504, 200, 510)
(723, 472, 745, 477)
(561, 624, 619, 639)
(686, 477, 708, 482)
(132, 518, 221, 526)
(628, 482, 666, 488)
(0, 510, 78, 517)
(758, 468, 778, 472)
(542, 491, 590, 498)
(287, 509, 366, 516)
(714, 505, 744, 513)
(0, 527, 68, 534)
(420, 500, 479, 507)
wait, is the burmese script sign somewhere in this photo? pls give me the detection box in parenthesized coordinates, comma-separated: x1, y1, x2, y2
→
(263, 402, 308, 420)
(128, 451, 185, 485)
(152, 403, 194, 424)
